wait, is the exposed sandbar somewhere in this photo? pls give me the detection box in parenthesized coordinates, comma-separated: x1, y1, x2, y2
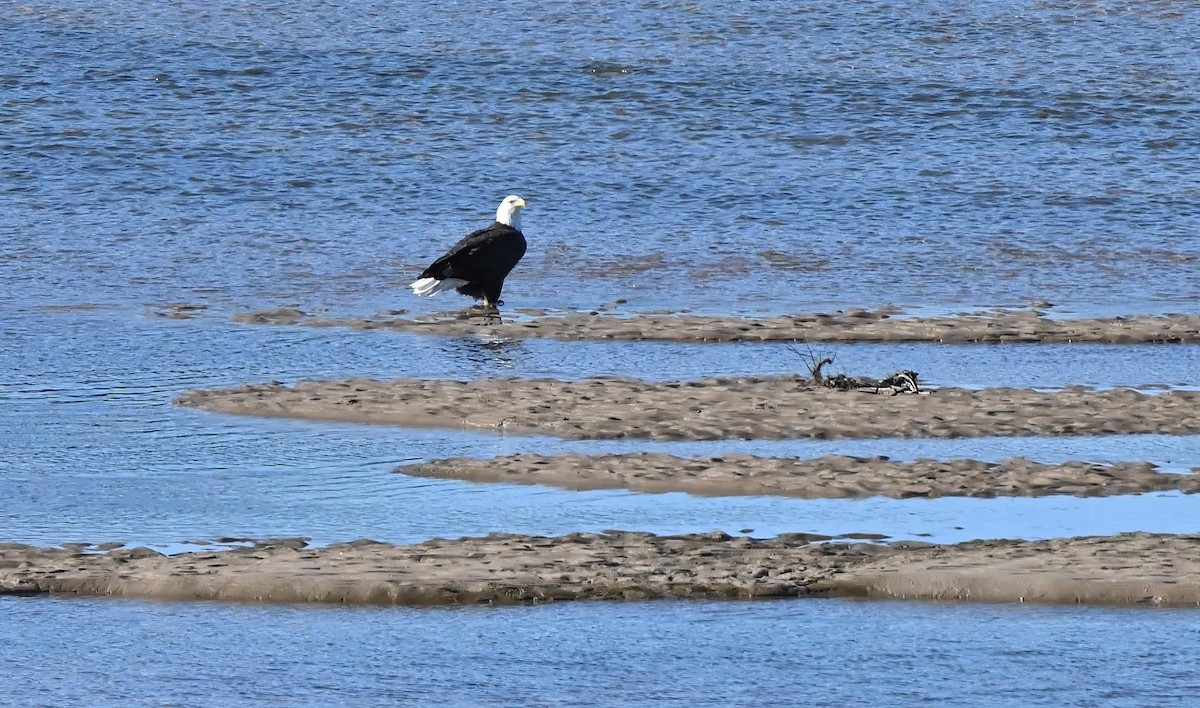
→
(176, 376, 1200, 440)
(4, 532, 1198, 607)
(234, 307, 1200, 343)
(0, 533, 857, 604)
(833, 532, 1200, 606)
(398, 453, 1200, 499)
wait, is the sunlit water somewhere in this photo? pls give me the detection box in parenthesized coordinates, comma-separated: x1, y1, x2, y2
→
(3, 0, 1200, 704)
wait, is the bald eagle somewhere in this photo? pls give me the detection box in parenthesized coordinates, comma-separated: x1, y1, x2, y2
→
(409, 195, 528, 308)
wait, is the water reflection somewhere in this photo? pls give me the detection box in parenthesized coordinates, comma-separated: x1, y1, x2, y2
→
(434, 334, 531, 372)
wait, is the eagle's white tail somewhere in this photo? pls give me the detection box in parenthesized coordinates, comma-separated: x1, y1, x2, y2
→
(409, 277, 467, 297)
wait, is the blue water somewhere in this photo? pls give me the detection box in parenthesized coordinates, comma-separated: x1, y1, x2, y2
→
(3, 1, 1198, 316)
(3, 597, 1200, 707)
(3, 0, 1200, 704)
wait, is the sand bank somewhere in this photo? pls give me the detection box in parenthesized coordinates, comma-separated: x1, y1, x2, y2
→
(398, 453, 1200, 499)
(834, 532, 1200, 606)
(3, 532, 1198, 607)
(177, 376, 1200, 440)
(0, 533, 855, 604)
(234, 307, 1200, 343)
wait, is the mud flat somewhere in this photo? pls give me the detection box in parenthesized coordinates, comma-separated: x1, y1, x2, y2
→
(398, 453, 1200, 499)
(3, 532, 1198, 607)
(234, 307, 1200, 343)
(176, 376, 1200, 441)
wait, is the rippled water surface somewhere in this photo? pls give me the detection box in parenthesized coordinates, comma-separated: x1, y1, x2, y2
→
(4, 597, 1200, 707)
(4, 0, 1199, 315)
(3, 0, 1200, 704)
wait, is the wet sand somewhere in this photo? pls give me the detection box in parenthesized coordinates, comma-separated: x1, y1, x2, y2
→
(398, 453, 1200, 499)
(4, 532, 1197, 607)
(234, 307, 1200, 343)
(177, 376, 1200, 440)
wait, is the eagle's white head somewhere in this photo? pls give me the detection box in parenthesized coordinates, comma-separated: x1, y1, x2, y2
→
(496, 195, 527, 229)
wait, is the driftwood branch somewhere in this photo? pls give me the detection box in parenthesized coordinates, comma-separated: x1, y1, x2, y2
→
(824, 370, 924, 395)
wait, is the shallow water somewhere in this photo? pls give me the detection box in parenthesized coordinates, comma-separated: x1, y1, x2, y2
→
(3, 308, 1200, 550)
(4, 597, 1200, 707)
(3, 0, 1200, 703)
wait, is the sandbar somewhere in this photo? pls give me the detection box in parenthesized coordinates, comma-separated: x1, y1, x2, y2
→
(3, 532, 1197, 607)
(233, 307, 1200, 343)
(398, 453, 1200, 499)
(177, 376, 1200, 440)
